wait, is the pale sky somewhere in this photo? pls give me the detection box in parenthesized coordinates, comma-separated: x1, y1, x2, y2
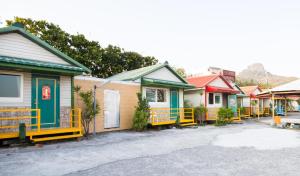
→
(2, 0, 300, 77)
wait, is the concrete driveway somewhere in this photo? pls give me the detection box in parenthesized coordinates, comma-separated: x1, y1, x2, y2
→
(1, 120, 300, 176)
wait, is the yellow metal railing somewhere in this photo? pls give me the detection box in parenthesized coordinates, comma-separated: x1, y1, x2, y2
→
(70, 108, 82, 130)
(0, 109, 40, 139)
(263, 107, 270, 116)
(0, 108, 82, 140)
(238, 107, 251, 118)
(149, 108, 194, 126)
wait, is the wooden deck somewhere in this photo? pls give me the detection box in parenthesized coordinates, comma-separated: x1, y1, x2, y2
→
(149, 108, 196, 126)
(0, 108, 82, 142)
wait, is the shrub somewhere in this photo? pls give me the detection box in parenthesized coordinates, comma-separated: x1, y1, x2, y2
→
(194, 104, 208, 124)
(215, 108, 234, 126)
(132, 93, 150, 131)
(239, 107, 246, 115)
(75, 86, 100, 137)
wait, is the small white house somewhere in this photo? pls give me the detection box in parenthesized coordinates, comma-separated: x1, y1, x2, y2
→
(108, 62, 195, 126)
(185, 74, 239, 121)
(0, 23, 90, 142)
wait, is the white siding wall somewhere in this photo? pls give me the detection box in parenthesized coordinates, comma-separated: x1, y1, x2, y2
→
(184, 90, 202, 107)
(242, 97, 250, 107)
(263, 99, 271, 107)
(0, 33, 70, 65)
(144, 67, 182, 82)
(208, 77, 229, 88)
(179, 89, 184, 108)
(0, 70, 31, 107)
(60, 76, 71, 107)
(253, 88, 261, 95)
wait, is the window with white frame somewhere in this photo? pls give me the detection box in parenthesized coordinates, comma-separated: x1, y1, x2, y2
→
(208, 93, 222, 105)
(145, 88, 166, 102)
(214, 94, 221, 104)
(0, 73, 23, 102)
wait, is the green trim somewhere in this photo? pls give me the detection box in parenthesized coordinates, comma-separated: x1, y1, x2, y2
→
(0, 62, 83, 75)
(0, 26, 90, 73)
(0, 55, 84, 73)
(234, 83, 246, 95)
(142, 78, 195, 89)
(127, 63, 188, 84)
(109, 62, 189, 85)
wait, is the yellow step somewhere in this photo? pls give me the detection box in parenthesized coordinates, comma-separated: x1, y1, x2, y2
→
(32, 134, 82, 142)
(29, 128, 81, 136)
(180, 123, 197, 127)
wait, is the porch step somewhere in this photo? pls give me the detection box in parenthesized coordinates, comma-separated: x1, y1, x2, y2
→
(180, 122, 197, 127)
(32, 134, 82, 142)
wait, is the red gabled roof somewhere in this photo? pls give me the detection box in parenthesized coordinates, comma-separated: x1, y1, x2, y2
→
(186, 74, 234, 89)
(240, 86, 262, 96)
(187, 75, 218, 88)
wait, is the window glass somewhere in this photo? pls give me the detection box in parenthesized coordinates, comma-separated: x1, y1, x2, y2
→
(146, 88, 156, 102)
(208, 93, 214, 104)
(215, 94, 221, 104)
(157, 89, 166, 102)
(0, 74, 21, 98)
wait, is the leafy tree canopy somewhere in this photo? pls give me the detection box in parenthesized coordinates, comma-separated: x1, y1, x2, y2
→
(6, 17, 158, 78)
(174, 67, 187, 78)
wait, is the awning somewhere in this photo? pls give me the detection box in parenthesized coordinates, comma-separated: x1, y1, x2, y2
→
(206, 86, 239, 94)
(0, 55, 85, 75)
(142, 78, 195, 89)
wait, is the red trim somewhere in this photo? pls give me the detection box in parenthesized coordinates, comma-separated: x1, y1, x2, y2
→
(187, 74, 235, 90)
(250, 93, 256, 98)
(206, 86, 239, 94)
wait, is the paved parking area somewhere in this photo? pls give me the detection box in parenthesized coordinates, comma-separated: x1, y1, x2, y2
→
(1, 120, 300, 176)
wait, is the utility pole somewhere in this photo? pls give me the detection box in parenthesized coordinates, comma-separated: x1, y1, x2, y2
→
(93, 80, 111, 136)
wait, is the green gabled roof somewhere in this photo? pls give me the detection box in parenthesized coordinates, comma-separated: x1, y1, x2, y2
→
(142, 78, 195, 89)
(108, 62, 188, 84)
(0, 55, 84, 72)
(0, 25, 90, 73)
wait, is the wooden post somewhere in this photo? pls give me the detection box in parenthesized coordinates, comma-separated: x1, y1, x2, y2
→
(285, 98, 287, 117)
(151, 109, 154, 125)
(272, 94, 275, 120)
(250, 97, 252, 116)
(257, 99, 260, 120)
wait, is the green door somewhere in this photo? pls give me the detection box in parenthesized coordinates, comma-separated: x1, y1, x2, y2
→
(170, 88, 179, 120)
(228, 94, 237, 115)
(32, 75, 60, 128)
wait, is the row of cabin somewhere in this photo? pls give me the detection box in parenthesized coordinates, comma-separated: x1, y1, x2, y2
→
(0, 23, 279, 142)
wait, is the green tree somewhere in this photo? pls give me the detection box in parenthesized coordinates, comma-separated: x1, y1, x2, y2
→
(74, 86, 100, 137)
(132, 93, 150, 131)
(6, 17, 158, 78)
(174, 67, 187, 78)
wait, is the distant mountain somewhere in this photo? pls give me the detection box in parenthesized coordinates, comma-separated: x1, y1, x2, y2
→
(237, 63, 298, 88)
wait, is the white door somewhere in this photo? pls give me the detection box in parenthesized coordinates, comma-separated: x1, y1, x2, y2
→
(104, 90, 120, 128)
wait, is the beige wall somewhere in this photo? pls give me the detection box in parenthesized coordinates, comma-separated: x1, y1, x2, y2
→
(74, 77, 140, 133)
(207, 107, 219, 120)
